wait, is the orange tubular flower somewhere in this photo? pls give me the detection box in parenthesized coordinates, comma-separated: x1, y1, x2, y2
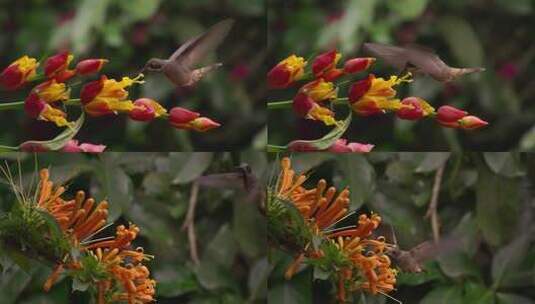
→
(76, 59, 108, 75)
(268, 55, 307, 88)
(0, 55, 39, 90)
(349, 73, 412, 116)
(312, 50, 344, 81)
(35, 169, 156, 303)
(275, 158, 397, 300)
(44, 51, 76, 82)
(80, 74, 144, 117)
(168, 107, 220, 132)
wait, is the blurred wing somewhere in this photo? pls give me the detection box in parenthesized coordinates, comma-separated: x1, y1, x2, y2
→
(363, 42, 409, 70)
(410, 237, 462, 264)
(169, 19, 234, 67)
(404, 45, 450, 78)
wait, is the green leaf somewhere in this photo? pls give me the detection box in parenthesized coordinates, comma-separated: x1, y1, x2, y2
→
(92, 155, 134, 222)
(437, 16, 484, 67)
(483, 153, 525, 177)
(268, 269, 312, 304)
(171, 153, 214, 184)
(420, 286, 463, 304)
(233, 199, 266, 258)
(492, 234, 530, 288)
(248, 258, 271, 301)
(496, 293, 535, 304)
(18, 112, 85, 151)
(117, 0, 161, 21)
(476, 161, 520, 246)
(155, 267, 199, 298)
(387, 0, 429, 20)
(415, 152, 450, 173)
(285, 110, 352, 151)
(71, 0, 111, 53)
(0, 265, 34, 304)
(337, 155, 375, 209)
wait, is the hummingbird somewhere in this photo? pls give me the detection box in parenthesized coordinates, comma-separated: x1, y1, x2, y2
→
(196, 164, 265, 211)
(363, 42, 485, 82)
(142, 19, 234, 87)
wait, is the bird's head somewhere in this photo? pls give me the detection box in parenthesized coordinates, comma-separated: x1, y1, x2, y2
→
(143, 58, 166, 72)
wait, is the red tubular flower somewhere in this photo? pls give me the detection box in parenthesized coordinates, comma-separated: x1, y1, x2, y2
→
(80, 75, 143, 116)
(268, 55, 306, 88)
(61, 140, 106, 153)
(168, 107, 220, 132)
(0, 56, 39, 90)
(129, 98, 167, 121)
(396, 97, 435, 121)
(436, 105, 467, 123)
(299, 78, 337, 102)
(292, 93, 336, 126)
(348, 76, 373, 102)
(76, 59, 108, 75)
(312, 50, 343, 81)
(24, 92, 71, 127)
(459, 115, 488, 130)
(343, 57, 375, 74)
(44, 51, 75, 82)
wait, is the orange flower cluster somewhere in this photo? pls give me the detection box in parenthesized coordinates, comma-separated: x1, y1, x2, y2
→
(275, 157, 396, 302)
(36, 169, 155, 304)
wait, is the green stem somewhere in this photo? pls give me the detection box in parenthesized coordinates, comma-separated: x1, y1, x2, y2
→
(267, 97, 349, 110)
(0, 144, 19, 151)
(0, 98, 81, 111)
(267, 144, 287, 152)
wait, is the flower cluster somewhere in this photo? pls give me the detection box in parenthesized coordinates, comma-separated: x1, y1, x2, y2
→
(268, 49, 489, 151)
(274, 157, 396, 302)
(0, 50, 221, 151)
(35, 168, 156, 303)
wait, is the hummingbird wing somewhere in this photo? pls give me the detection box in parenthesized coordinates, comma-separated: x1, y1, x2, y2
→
(363, 42, 410, 70)
(169, 19, 235, 68)
(403, 45, 452, 80)
(410, 237, 462, 264)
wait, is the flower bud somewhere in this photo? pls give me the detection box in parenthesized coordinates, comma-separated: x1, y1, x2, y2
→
(168, 107, 220, 132)
(436, 105, 467, 123)
(459, 115, 488, 130)
(396, 97, 434, 121)
(343, 57, 375, 74)
(76, 59, 108, 75)
(169, 107, 200, 124)
(189, 117, 221, 132)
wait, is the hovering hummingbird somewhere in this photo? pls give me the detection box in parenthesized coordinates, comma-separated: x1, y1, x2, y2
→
(363, 42, 485, 82)
(196, 164, 265, 211)
(142, 19, 234, 87)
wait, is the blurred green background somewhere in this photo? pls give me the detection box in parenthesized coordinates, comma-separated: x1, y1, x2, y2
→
(0, 0, 266, 151)
(0, 152, 268, 303)
(268, 152, 535, 303)
(267, 0, 535, 151)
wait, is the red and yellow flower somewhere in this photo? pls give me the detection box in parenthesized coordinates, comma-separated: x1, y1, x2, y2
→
(0, 56, 39, 90)
(129, 98, 167, 121)
(44, 51, 76, 82)
(24, 80, 72, 127)
(396, 97, 435, 120)
(292, 93, 336, 126)
(80, 74, 144, 117)
(312, 50, 343, 81)
(268, 55, 306, 88)
(349, 73, 412, 116)
(299, 78, 337, 102)
(343, 57, 376, 74)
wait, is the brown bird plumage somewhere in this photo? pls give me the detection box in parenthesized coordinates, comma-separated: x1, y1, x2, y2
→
(143, 19, 234, 87)
(363, 42, 485, 82)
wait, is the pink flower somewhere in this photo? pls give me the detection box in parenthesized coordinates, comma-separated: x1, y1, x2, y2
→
(328, 139, 374, 153)
(61, 140, 106, 153)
